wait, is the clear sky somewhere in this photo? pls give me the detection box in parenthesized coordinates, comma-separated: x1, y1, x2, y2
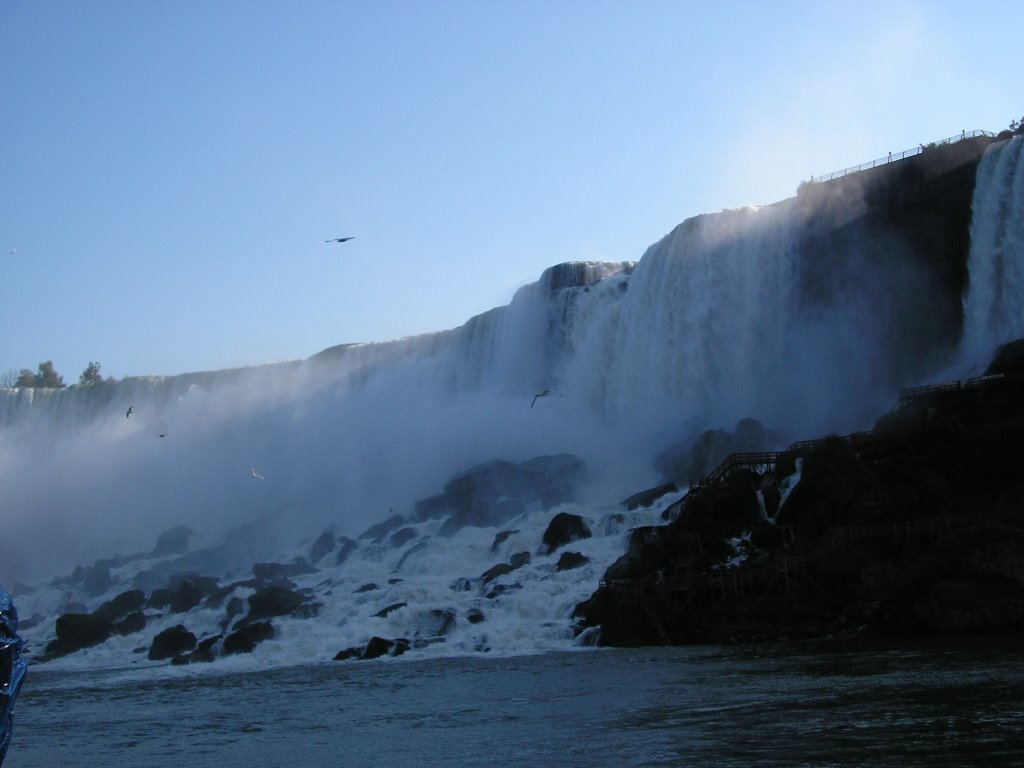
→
(1, 0, 1021, 381)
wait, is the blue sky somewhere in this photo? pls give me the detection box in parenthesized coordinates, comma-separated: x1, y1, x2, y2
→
(1, 0, 1021, 380)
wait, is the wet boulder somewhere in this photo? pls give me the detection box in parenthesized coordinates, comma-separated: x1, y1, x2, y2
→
(490, 529, 519, 552)
(114, 611, 147, 636)
(46, 612, 114, 656)
(556, 551, 589, 571)
(542, 512, 592, 554)
(148, 624, 197, 660)
(241, 586, 309, 623)
(360, 636, 410, 660)
(94, 589, 146, 622)
(223, 621, 275, 655)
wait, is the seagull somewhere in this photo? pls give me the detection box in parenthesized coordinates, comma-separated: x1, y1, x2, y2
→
(325, 237, 354, 243)
(7, 249, 14, 256)
(157, 433, 167, 438)
(250, 467, 265, 480)
(531, 390, 563, 408)
(126, 406, 134, 418)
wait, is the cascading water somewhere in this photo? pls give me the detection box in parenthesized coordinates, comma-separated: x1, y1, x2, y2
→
(961, 134, 1024, 366)
(3, 133, 1023, 671)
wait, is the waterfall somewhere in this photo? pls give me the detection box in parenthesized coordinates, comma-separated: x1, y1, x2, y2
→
(962, 134, 1024, 366)
(2, 138, 1023, 593)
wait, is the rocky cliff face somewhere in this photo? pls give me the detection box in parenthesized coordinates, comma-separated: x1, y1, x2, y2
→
(574, 339, 1024, 646)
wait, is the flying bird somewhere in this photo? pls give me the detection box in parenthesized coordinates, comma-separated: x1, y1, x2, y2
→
(126, 406, 134, 418)
(157, 433, 167, 438)
(531, 390, 564, 408)
(250, 467, 265, 481)
(325, 237, 354, 243)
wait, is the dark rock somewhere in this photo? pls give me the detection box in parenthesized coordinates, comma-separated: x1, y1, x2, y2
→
(361, 636, 410, 660)
(94, 589, 146, 622)
(354, 583, 379, 593)
(510, 551, 531, 569)
(481, 563, 514, 583)
(167, 580, 204, 613)
(223, 621, 275, 655)
(114, 611, 147, 635)
(984, 338, 1024, 376)
(490, 529, 519, 552)
(542, 512, 592, 554)
(148, 624, 197, 660)
(556, 551, 589, 571)
(411, 494, 449, 523)
(450, 577, 475, 592)
(333, 646, 362, 661)
(185, 634, 223, 663)
(244, 586, 308, 622)
(621, 483, 678, 511)
(48, 612, 114, 655)
(374, 602, 407, 618)
(358, 514, 406, 543)
(466, 607, 486, 624)
(152, 525, 193, 557)
(147, 588, 174, 610)
(335, 537, 358, 566)
(388, 527, 418, 549)
(309, 530, 336, 565)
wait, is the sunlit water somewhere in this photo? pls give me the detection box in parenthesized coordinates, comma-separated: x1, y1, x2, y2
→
(7, 637, 1023, 767)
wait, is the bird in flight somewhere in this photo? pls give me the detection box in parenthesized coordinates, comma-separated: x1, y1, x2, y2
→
(126, 406, 134, 418)
(531, 390, 564, 407)
(250, 467, 265, 480)
(325, 237, 354, 243)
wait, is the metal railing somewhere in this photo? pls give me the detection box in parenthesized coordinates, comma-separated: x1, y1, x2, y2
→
(810, 130, 996, 184)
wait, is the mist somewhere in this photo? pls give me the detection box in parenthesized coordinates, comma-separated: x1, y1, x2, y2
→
(2, 135, 1022, 588)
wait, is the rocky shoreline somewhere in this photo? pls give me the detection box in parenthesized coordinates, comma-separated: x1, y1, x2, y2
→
(574, 340, 1024, 647)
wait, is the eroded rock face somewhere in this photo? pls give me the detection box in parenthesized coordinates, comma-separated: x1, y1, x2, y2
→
(577, 340, 1024, 647)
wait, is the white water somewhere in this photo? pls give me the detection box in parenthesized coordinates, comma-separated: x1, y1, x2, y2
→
(3, 135, 1024, 669)
(962, 135, 1024, 365)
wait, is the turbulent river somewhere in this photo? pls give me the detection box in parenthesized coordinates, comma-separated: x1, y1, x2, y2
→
(9, 637, 1024, 767)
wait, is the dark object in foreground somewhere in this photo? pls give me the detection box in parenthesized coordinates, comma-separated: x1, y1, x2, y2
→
(0, 586, 26, 766)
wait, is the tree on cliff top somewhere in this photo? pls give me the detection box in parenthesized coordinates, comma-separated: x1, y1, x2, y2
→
(79, 361, 103, 385)
(15, 361, 66, 388)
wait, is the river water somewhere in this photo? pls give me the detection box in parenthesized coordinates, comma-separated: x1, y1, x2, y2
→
(6, 636, 1022, 767)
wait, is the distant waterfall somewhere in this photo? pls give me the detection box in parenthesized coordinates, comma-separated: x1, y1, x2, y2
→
(4, 139, 1024, 587)
(962, 134, 1024, 364)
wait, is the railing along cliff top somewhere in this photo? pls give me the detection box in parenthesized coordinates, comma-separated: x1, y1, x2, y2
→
(810, 130, 995, 184)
